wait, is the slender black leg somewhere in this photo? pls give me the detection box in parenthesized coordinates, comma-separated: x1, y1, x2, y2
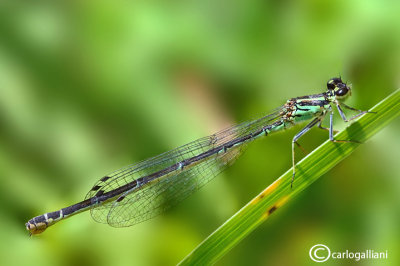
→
(340, 102, 376, 114)
(318, 111, 339, 135)
(291, 117, 320, 188)
(318, 107, 337, 134)
(329, 110, 334, 140)
(331, 105, 362, 144)
(318, 122, 338, 133)
(336, 103, 348, 121)
(336, 102, 370, 122)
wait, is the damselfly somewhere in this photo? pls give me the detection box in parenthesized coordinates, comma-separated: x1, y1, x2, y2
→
(26, 77, 372, 235)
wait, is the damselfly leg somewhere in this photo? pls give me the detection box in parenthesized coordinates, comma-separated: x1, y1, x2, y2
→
(291, 102, 373, 188)
(291, 117, 322, 188)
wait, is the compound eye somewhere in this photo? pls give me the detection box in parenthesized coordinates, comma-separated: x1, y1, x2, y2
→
(327, 77, 342, 90)
(327, 82, 335, 90)
(336, 87, 349, 96)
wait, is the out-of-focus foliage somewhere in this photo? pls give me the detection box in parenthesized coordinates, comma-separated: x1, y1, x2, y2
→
(0, 1, 399, 266)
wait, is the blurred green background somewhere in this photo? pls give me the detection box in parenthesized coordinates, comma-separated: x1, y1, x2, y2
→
(1, 0, 399, 265)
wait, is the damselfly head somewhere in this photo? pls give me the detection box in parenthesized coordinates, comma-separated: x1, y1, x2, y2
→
(327, 77, 351, 100)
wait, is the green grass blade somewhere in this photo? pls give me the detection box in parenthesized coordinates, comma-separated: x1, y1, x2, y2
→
(179, 89, 400, 265)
